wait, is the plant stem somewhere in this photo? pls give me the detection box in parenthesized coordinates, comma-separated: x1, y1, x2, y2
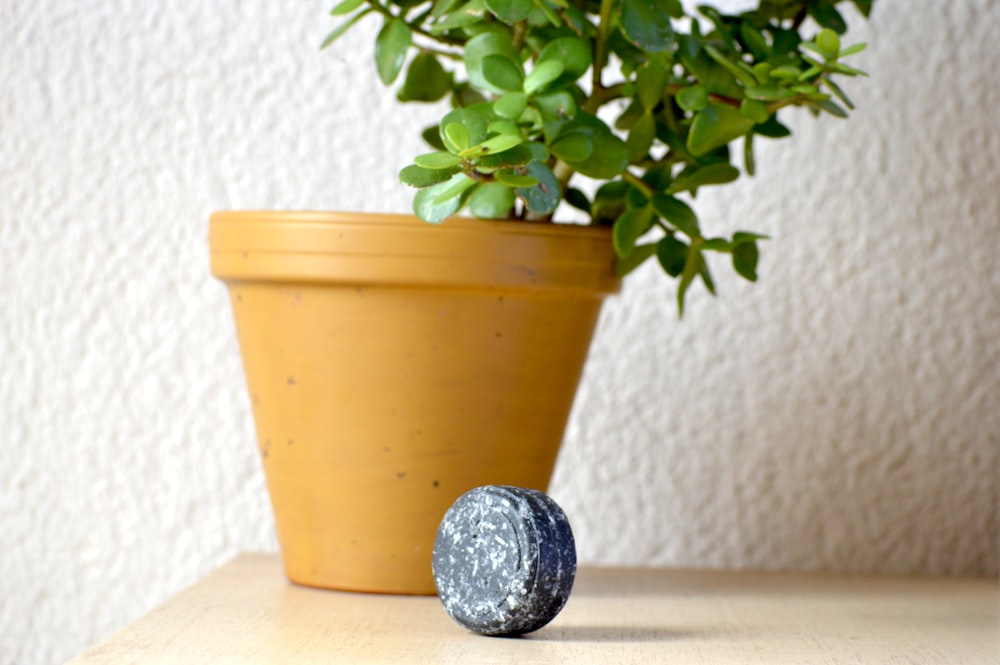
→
(416, 42, 463, 61)
(621, 170, 654, 197)
(553, 160, 575, 195)
(511, 20, 527, 51)
(582, 82, 628, 114)
(591, 0, 616, 97)
(369, 0, 464, 46)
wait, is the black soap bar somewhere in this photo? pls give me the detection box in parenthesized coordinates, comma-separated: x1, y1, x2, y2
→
(432, 485, 576, 636)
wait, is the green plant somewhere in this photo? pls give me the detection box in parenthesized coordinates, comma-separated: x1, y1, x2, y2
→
(323, 0, 873, 312)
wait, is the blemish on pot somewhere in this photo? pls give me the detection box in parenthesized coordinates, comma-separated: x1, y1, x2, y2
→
(260, 439, 272, 459)
(287, 376, 297, 386)
(287, 439, 294, 446)
(242, 251, 249, 259)
(397, 471, 407, 479)
(433, 480, 440, 488)
(383, 446, 391, 453)
(251, 394, 261, 407)
(495, 331, 502, 338)
(235, 293, 243, 303)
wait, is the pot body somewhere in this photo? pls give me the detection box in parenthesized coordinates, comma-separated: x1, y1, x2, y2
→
(210, 212, 619, 594)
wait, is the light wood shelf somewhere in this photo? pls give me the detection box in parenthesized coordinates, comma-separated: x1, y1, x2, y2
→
(69, 553, 998, 664)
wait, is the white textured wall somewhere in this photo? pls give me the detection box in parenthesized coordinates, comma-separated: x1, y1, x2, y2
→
(1, 1, 997, 662)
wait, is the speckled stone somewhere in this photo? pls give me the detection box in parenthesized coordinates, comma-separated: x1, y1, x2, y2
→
(432, 485, 576, 636)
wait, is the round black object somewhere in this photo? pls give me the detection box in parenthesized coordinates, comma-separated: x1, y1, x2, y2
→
(432, 485, 576, 636)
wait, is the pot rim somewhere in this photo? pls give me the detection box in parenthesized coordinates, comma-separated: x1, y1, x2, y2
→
(210, 210, 621, 295)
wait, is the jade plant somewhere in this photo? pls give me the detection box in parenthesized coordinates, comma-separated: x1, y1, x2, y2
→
(323, 0, 873, 312)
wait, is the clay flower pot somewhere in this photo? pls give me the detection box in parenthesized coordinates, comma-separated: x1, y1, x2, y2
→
(210, 211, 619, 594)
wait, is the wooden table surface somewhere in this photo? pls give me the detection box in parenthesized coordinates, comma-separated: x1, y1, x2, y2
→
(69, 553, 998, 664)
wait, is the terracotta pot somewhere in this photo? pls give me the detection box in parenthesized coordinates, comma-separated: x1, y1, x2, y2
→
(210, 211, 619, 594)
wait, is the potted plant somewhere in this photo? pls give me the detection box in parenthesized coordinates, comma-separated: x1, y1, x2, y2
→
(210, 0, 873, 594)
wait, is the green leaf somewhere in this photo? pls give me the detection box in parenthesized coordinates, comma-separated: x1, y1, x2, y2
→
(676, 245, 701, 316)
(550, 133, 594, 162)
(753, 115, 791, 138)
(525, 141, 549, 162)
(495, 170, 538, 187)
(484, 0, 534, 24)
(744, 130, 755, 176)
(769, 65, 802, 80)
(431, 0, 462, 18)
(479, 133, 523, 154)
(614, 99, 645, 131)
(524, 60, 565, 94)
(464, 30, 519, 94)
(619, 0, 675, 53)
(656, 235, 687, 277)
(700, 237, 732, 252)
(431, 0, 487, 32)
(751, 62, 773, 85)
(331, 0, 365, 16)
(832, 62, 868, 77)
(375, 19, 412, 85)
(398, 53, 451, 102)
(669, 162, 740, 193)
(745, 85, 792, 102)
(473, 144, 533, 171)
(413, 173, 469, 222)
(615, 242, 657, 277)
(536, 37, 592, 81)
(440, 105, 492, 152)
(636, 60, 669, 110)
(732, 231, 769, 245)
(739, 21, 770, 60)
(627, 112, 655, 163)
(433, 172, 477, 204)
(444, 122, 471, 151)
(468, 182, 516, 218)
(487, 119, 520, 137)
(591, 180, 629, 224)
(533, 91, 576, 142)
(320, 8, 371, 49)
(482, 54, 524, 92)
(494, 92, 528, 119)
(825, 78, 855, 110)
(740, 99, 770, 124)
(703, 44, 758, 88)
(813, 98, 849, 118)
(732, 239, 760, 281)
(816, 28, 840, 59)
(808, 2, 847, 34)
(515, 161, 560, 215)
(699, 259, 716, 296)
(612, 207, 653, 258)
(414, 151, 462, 169)
(555, 112, 628, 179)
(839, 42, 868, 58)
(565, 187, 590, 214)
(676, 84, 709, 112)
(687, 103, 755, 156)
(651, 194, 699, 237)
(399, 164, 457, 187)
(422, 125, 447, 151)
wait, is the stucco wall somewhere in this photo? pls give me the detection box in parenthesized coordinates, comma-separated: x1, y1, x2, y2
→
(1, 1, 997, 663)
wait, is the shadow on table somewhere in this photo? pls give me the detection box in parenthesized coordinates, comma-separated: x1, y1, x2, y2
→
(527, 624, 700, 643)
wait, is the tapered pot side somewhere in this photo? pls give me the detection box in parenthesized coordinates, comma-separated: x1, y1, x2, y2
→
(210, 211, 620, 594)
